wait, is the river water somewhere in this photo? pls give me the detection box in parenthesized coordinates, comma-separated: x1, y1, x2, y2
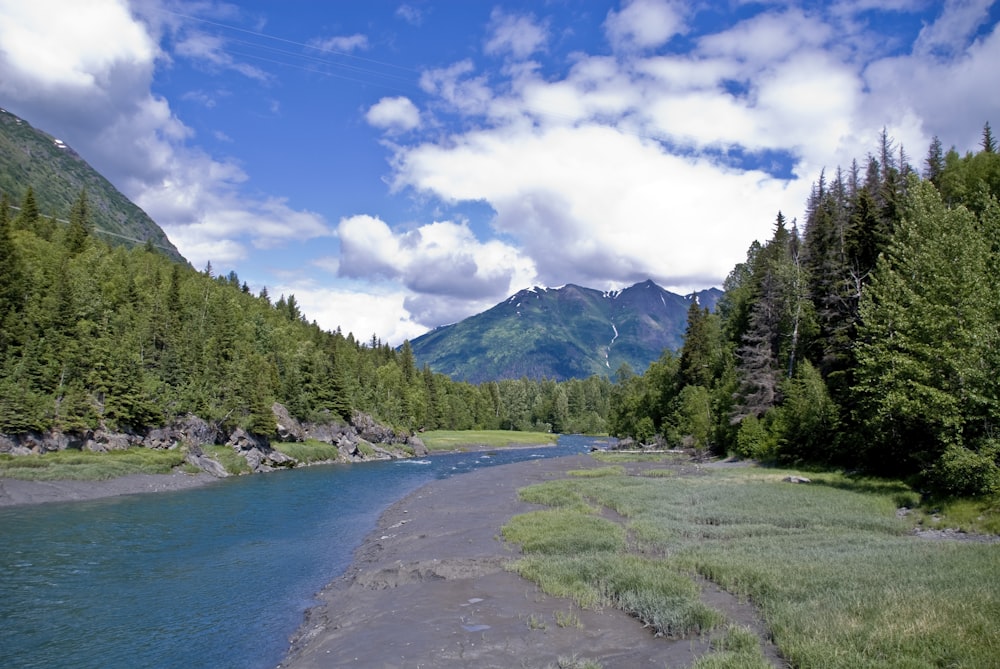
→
(0, 435, 604, 669)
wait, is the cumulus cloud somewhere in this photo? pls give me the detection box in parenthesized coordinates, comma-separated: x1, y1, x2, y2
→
(604, 0, 688, 50)
(366, 96, 421, 132)
(383, 0, 1000, 308)
(275, 281, 427, 344)
(392, 124, 796, 292)
(484, 8, 549, 59)
(336, 215, 536, 327)
(0, 0, 333, 269)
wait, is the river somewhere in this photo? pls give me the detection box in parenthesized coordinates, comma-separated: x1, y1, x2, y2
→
(0, 435, 604, 669)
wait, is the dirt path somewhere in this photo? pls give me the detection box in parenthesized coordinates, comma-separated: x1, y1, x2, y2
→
(281, 455, 784, 669)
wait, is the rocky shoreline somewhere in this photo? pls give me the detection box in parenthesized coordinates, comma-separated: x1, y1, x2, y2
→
(0, 404, 430, 507)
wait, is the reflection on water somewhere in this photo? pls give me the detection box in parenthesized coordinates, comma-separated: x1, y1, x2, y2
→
(0, 435, 600, 669)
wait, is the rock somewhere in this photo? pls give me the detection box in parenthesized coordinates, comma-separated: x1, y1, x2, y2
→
(407, 436, 428, 457)
(227, 428, 295, 472)
(272, 402, 305, 442)
(351, 411, 398, 445)
(185, 450, 230, 478)
(783, 475, 811, 484)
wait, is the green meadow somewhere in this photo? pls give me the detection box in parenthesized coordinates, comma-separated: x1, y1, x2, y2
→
(503, 457, 1000, 668)
(418, 429, 558, 451)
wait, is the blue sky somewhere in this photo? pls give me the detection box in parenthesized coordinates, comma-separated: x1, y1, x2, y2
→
(1, 1, 998, 344)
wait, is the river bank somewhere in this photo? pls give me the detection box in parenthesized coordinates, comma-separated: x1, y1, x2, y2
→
(0, 471, 219, 506)
(279, 454, 740, 669)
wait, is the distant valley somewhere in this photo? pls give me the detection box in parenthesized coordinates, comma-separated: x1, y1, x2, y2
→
(409, 280, 722, 383)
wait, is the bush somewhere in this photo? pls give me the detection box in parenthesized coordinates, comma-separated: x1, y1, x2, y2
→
(733, 414, 775, 460)
(923, 443, 1000, 497)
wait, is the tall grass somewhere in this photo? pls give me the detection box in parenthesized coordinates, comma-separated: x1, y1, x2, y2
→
(0, 448, 187, 480)
(506, 461, 1000, 667)
(274, 439, 340, 464)
(419, 430, 558, 451)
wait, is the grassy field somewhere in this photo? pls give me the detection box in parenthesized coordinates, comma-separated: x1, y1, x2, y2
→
(418, 429, 558, 451)
(503, 458, 1000, 668)
(0, 448, 188, 480)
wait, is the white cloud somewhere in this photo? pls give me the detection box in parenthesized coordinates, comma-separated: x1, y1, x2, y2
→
(366, 96, 421, 132)
(174, 30, 270, 81)
(0, 0, 333, 270)
(484, 8, 549, 59)
(395, 4, 424, 26)
(0, 0, 157, 92)
(308, 33, 370, 53)
(336, 215, 536, 322)
(392, 124, 799, 292)
(604, 0, 688, 50)
(419, 60, 496, 116)
(277, 281, 427, 345)
(914, 0, 993, 58)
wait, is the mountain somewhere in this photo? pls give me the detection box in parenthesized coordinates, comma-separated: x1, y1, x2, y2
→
(409, 280, 723, 383)
(0, 107, 185, 262)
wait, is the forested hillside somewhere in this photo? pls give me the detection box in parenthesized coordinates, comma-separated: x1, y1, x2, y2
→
(0, 109, 184, 262)
(410, 281, 723, 383)
(609, 124, 1000, 497)
(0, 189, 612, 438)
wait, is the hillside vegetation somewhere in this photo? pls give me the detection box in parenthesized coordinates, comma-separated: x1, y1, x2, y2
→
(609, 125, 1000, 498)
(0, 109, 184, 262)
(0, 186, 613, 438)
(410, 282, 723, 382)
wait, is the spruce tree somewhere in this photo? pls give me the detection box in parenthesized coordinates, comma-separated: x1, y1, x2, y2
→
(65, 189, 91, 255)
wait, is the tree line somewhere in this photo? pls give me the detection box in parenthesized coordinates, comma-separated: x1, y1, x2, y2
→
(0, 187, 613, 438)
(608, 124, 1000, 497)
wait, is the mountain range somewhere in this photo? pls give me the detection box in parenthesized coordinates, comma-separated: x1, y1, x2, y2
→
(409, 281, 722, 383)
(0, 107, 185, 262)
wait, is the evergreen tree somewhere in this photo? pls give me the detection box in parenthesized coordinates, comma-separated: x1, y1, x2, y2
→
(0, 192, 25, 330)
(64, 189, 91, 255)
(982, 122, 996, 153)
(14, 186, 39, 231)
(924, 136, 945, 186)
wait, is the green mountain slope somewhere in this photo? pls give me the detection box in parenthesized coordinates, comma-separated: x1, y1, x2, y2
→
(410, 280, 722, 383)
(0, 108, 185, 262)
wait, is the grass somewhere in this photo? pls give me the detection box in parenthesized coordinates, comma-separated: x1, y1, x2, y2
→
(590, 451, 686, 464)
(273, 439, 340, 464)
(503, 456, 1000, 668)
(0, 447, 187, 480)
(201, 444, 251, 475)
(419, 429, 558, 452)
(690, 625, 772, 669)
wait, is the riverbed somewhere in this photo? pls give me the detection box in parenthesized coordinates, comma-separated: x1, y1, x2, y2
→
(0, 436, 602, 669)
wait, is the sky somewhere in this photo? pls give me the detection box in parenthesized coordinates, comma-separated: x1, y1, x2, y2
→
(0, 0, 998, 345)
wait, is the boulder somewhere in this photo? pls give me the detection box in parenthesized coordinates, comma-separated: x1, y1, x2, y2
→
(228, 428, 295, 472)
(272, 402, 305, 442)
(351, 411, 398, 444)
(185, 449, 230, 478)
(407, 436, 429, 457)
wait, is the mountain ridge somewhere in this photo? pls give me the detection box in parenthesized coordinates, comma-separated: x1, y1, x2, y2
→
(0, 107, 185, 262)
(410, 280, 722, 383)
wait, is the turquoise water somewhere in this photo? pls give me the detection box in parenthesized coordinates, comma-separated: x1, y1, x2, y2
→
(0, 436, 601, 669)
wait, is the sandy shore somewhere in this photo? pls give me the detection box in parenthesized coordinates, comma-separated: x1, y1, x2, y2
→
(279, 454, 779, 669)
(0, 471, 219, 507)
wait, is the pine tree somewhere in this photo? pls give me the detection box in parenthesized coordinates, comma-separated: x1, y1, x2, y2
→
(982, 121, 996, 153)
(924, 136, 945, 187)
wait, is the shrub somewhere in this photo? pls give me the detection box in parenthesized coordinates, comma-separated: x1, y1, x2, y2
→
(923, 443, 1000, 497)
